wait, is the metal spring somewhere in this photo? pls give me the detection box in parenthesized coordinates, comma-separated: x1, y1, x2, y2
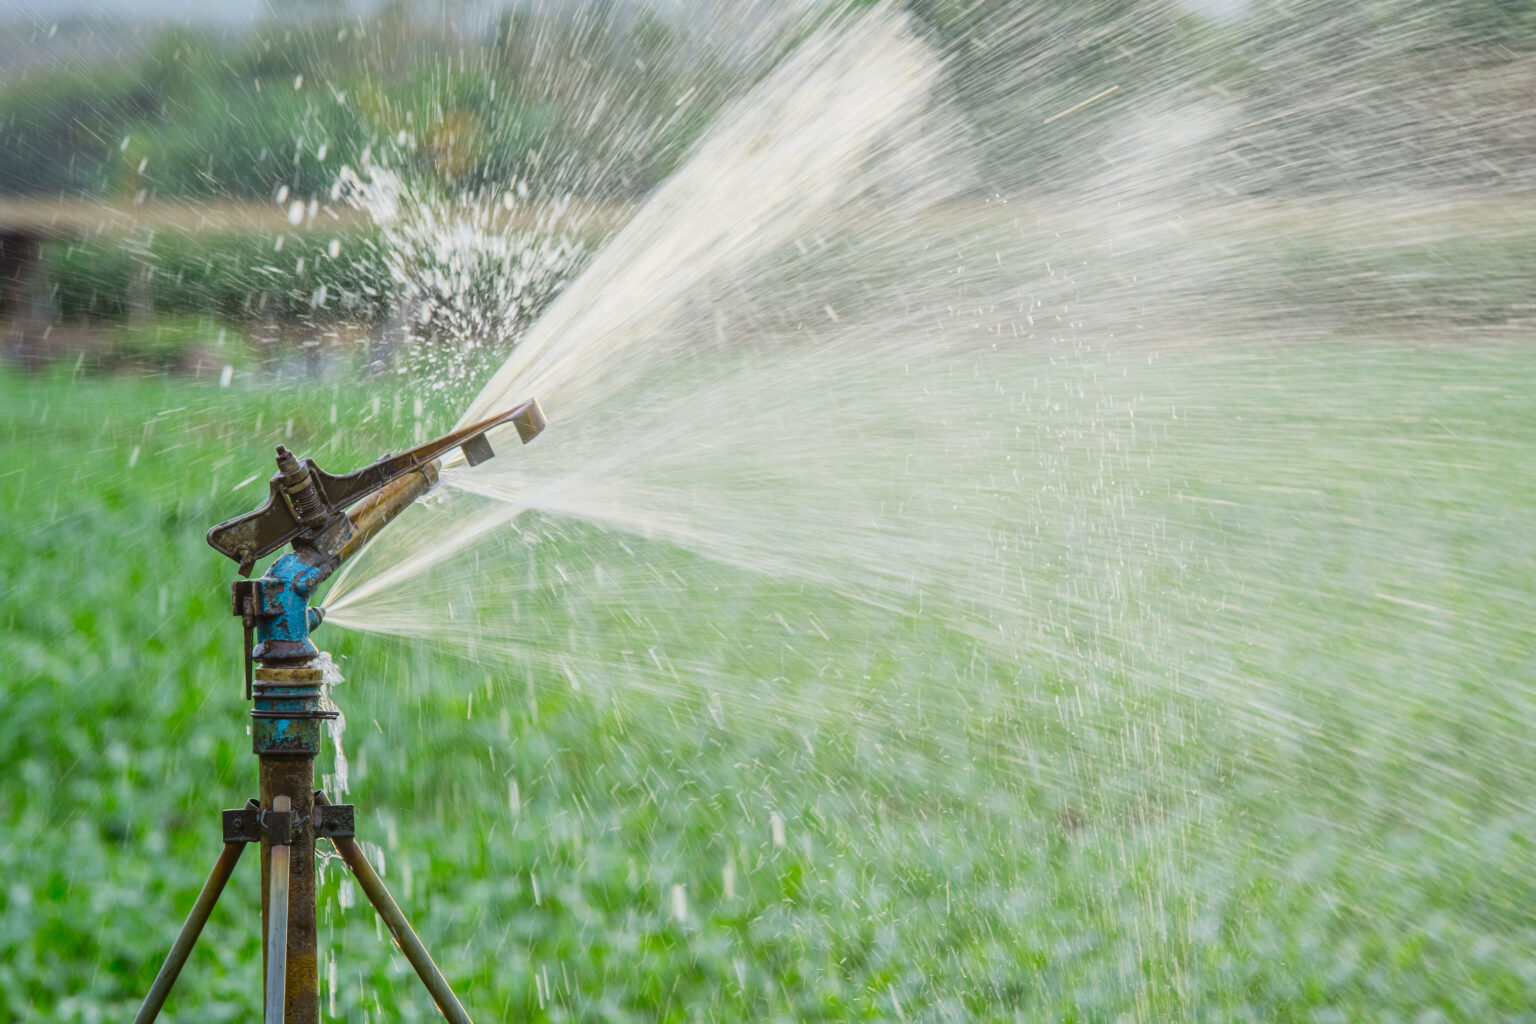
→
(274, 444, 327, 523)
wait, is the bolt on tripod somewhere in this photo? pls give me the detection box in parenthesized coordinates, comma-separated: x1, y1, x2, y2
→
(131, 400, 545, 1024)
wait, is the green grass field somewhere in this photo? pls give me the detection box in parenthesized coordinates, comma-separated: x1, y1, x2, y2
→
(4, 342, 1536, 1022)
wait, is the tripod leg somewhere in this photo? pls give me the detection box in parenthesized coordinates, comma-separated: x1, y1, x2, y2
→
(131, 841, 247, 1024)
(265, 795, 292, 1024)
(315, 797, 473, 1024)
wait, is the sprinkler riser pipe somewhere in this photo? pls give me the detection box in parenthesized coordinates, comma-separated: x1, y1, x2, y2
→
(260, 757, 318, 1024)
(252, 714, 324, 756)
(253, 662, 329, 1023)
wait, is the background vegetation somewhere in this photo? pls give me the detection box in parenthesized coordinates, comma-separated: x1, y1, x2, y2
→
(2, 0, 1534, 363)
(3, 0, 1535, 203)
(5, 344, 1536, 1021)
(44, 229, 386, 323)
(0, 5, 720, 202)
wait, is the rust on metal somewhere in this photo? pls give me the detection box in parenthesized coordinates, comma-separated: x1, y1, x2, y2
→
(337, 462, 438, 564)
(262, 765, 318, 1024)
(314, 797, 356, 840)
(254, 666, 324, 684)
(509, 397, 547, 444)
(222, 800, 263, 845)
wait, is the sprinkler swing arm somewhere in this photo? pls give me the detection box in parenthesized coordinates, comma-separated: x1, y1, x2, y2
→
(208, 397, 547, 577)
(132, 397, 545, 1024)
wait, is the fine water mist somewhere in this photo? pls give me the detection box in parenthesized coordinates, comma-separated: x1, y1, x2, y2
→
(304, 0, 1536, 1016)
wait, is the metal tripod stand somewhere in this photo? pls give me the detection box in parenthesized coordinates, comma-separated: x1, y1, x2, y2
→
(129, 399, 546, 1023)
(130, 659, 473, 1024)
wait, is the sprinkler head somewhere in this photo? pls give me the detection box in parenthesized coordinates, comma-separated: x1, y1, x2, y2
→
(209, 398, 546, 692)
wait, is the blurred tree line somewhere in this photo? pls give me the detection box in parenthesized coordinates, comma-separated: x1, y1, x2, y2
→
(3, 0, 1532, 201)
(892, 0, 1536, 194)
(3, 0, 1534, 358)
(0, 2, 723, 201)
(0, 2, 731, 346)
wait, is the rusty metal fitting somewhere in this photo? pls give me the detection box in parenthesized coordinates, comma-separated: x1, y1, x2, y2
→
(254, 666, 322, 684)
(251, 663, 334, 756)
(337, 461, 440, 564)
(275, 445, 327, 526)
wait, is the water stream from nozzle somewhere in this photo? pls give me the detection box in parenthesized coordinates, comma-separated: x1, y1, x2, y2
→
(307, 5, 1536, 1013)
(324, 11, 966, 621)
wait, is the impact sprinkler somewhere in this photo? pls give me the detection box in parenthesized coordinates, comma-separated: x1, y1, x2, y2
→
(130, 397, 546, 1024)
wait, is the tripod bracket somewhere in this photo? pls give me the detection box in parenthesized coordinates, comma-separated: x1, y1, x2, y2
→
(221, 798, 354, 844)
(315, 800, 355, 839)
(222, 800, 262, 844)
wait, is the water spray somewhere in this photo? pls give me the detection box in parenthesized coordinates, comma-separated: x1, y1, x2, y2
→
(131, 397, 546, 1024)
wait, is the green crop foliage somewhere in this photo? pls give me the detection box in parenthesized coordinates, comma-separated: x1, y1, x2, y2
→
(3, 345, 1535, 1021)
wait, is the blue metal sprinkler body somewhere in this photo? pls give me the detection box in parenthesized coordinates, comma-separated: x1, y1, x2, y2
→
(235, 551, 333, 758)
(247, 553, 328, 660)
